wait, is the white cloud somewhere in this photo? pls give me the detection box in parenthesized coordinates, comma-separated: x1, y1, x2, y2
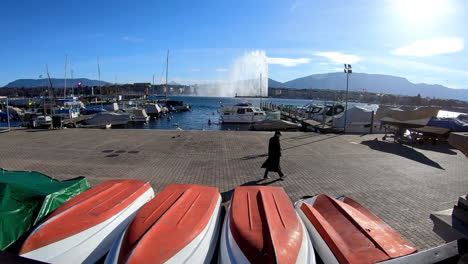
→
(369, 56, 468, 77)
(215, 68, 228, 72)
(392, 37, 464, 56)
(122, 36, 144, 42)
(267, 57, 311, 67)
(315, 52, 361, 64)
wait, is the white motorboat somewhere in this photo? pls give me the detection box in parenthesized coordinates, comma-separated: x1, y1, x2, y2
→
(299, 102, 345, 125)
(130, 109, 149, 122)
(220, 103, 266, 124)
(35, 115, 52, 127)
(53, 107, 80, 119)
(142, 103, 163, 118)
(87, 102, 119, 112)
(376, 106, 441, 127)
(82, 112, 131, 128)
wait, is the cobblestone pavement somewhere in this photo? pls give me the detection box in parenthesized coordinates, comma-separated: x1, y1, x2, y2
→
(1, 129, 467, 250)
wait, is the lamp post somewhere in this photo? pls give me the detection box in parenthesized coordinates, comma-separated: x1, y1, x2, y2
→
(343, 64, 352, 133)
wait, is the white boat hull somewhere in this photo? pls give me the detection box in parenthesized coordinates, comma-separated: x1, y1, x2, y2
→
(106, 195, 222, 264)
(219, 206, 315, 264)
(21, 188, 154, 264)
(295, 197, 339, 264)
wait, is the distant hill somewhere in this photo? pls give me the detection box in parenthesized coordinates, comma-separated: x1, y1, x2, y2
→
(268, 78, 285, 88)
(269, 72, 468, 101)
(4, 78, 111, 88)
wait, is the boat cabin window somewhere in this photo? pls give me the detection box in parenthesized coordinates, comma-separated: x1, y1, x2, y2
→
(334, 105, 345, 115)
(246, 108, 253, 113)
(311, 107, 322, 113)
(325, 105, 344, 116)
(237, 108, 246, 114)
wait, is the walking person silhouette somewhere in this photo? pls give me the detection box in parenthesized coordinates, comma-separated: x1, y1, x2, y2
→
(261, 131, 286, 180)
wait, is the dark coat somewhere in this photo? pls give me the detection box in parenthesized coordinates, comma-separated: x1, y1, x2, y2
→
(261, 135, 282, 172)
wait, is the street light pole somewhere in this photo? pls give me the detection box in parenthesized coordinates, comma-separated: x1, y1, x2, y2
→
(343, 64, 352, 133)
(6, 97, 10, 131)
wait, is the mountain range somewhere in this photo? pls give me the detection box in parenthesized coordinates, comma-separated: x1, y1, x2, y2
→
(4, 73, 468, 101)
(4, 78, 111, 88)
(269, 72, 468, 101)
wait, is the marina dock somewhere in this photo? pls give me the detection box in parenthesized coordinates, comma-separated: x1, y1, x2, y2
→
(262, 102, 342, 132)
(0, 129, 467, 251)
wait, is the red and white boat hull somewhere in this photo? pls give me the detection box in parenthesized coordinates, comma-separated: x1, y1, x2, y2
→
(295, 194, 417, 264)
(219, 186, 315, 264)
(105, 184, 222, 264)
(20, 180, 154, 264)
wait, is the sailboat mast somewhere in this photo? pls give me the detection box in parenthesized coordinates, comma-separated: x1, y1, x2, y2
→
(165, 50, 169, 86)
(64, 55, 68, 98)
(71, 70, 74, 96)
(97, 57, 101, 96)
(165, 50, 169, 96)
(46, 64, 53, 114)
(152, 74, 155, 95)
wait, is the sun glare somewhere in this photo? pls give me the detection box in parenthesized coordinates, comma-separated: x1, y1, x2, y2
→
(393, 0, 455, 24)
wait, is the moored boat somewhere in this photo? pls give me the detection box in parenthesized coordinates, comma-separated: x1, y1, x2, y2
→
(332, 106, 387, 134)
(166, 100, 191, 112)
(295, 194, 417, 264)
(219, 186, 315, 263)
(376, 106, 441, 127)
(105, 184, 221, 264)
(220, 103, 266, 124)
(298, 102, 345, 125)
(19, 179, 154, 264)
(35, 115, 52, 128)
(142, 103, 163, 118)
(129, 109, 149, 122)
(82, 112, 131, 128)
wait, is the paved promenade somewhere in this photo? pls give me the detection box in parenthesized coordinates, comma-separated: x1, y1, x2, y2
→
(1, 129, 467, 251)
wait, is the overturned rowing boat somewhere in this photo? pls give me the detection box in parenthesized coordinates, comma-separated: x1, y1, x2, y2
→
(106, 184, 222, 264)
(295, 194, 417, 264)
(19, 180, 154, 264)
(219, 186, 315, 263)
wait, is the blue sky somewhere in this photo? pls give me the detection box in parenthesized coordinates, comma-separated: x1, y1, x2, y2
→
(1, 0, 467, 89)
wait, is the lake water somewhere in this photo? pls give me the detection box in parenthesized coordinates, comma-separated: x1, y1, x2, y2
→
(128, 96, 314, 131)
(1, 96, 378, 131)
(127, 96, 378, 131)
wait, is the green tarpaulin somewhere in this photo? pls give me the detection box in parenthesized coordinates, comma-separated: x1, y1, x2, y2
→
(0, 168, 90, 250)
